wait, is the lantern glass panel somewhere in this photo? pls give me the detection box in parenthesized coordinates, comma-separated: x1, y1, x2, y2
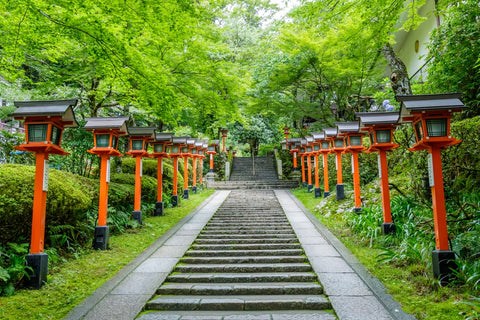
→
(199, 150, 203, 155)
(154, 143, 163, 153)
(313, 145, 320, 151)
(182, 147, 189, 153)
(51, 125, 62, 145)
(426, 118, 447, 137)
(112, 135, 118, 149)
(132, 140, 144, 150)
(96, 134, 111, 148)
(321, 142, 330, 149)
(28, 124, 48, 142)
(171, 145, 179, 153)
(191, 149, 197, 154)
(414, 121, 423, 141)
(307, 146, 312, 152)
(376, 130, 391, 143)
(208, 146, 215, 151)
(334, 139, 344, 148)
(349, 136, 362, 146)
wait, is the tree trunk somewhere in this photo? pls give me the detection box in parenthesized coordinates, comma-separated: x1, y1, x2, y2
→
(382, 43, 412, 96)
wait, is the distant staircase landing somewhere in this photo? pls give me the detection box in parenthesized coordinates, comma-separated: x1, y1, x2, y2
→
(207, 155, 299, 190)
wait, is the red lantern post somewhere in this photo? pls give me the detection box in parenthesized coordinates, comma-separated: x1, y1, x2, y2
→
(300, 139, 307, 187)
(11, 99, 78, 288)
(220, 129, 228, 153)
(306, 136, 314, 192)
(126, 127, 156, 224)
(399, 93, 466, 283)
(84, 117, 129, 251)
(168, 137, 188, 207)
(151, 132, 174, 216)
(356, 112, 401, 234)
(312, 132, 325, 198)
(337, 122, 366, 213)
(324, 127, 345, 200)
(182, 138, 196, 199)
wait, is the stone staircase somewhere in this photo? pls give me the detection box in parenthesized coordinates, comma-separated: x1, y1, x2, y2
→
(208, 156, 299, 189)
(138, 190, 334, 319)
(229, 156, 278, 181)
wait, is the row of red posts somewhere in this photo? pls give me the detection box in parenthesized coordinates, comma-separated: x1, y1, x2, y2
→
(9, 100, 223, 289)
(282, 93, 466, 284)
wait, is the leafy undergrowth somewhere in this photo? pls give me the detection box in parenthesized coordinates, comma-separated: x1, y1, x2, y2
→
(0, 189, 214, 320)
(292, 180, 480, 320)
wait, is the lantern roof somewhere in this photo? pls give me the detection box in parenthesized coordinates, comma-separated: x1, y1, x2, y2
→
(300, 139, 308, 146)
(398, 93, 465, 121)
(11, 99, 79, 127)
(172, 136, 188, 145)
(306, 136, 314, 143)
(127, 127, 156, 138)
(195, 140, 204, 147)
(311, 132, 325, 141)
(355, 111, 400, 126)
(186, 138, 196, 146)
(155, 132, 174, 142)
(323, 127, 338, 137)
(336, 121, 360, 133)
(84, 116, 129, 134)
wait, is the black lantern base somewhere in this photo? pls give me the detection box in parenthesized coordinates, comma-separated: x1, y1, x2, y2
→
(154, 201, 164, 216)
(307, 184, 313, 193)
(381, 223, 396, 235)
(324, 191, 330, 198)
(432, 250, 457, 285)
(353, 207, 363, 214)
(93, 226, 109, 250)
(314, 188, 321, 198)
(192, 186, 197, 194)
(172, 195, 179, 207)
(209, 169, 214, 173)
(25, 253, 48, 289)
(336, 184, 345, 200)
(132, 210, 142, 225)
(183, 189, 189, 199)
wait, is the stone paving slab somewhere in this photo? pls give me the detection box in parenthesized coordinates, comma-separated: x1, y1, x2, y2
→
(137, 310, 337, 320)
(274, 190, 416, 320)
(65, 191, 230, 320)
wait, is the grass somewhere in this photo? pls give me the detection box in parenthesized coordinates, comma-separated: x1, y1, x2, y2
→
(0, 189, 214, 320)
(292, 187, 479, 320)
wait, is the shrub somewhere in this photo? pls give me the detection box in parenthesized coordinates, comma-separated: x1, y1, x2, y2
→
(0, 242, 31, 296)
(0, 164, 96, 245)
(110, 173, 158, 204)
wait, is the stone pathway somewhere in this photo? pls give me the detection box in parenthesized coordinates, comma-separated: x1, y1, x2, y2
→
(67, 189, 414, 320)
(139, 190, 334, 319)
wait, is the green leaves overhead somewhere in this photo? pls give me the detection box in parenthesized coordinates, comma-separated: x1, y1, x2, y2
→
(0, 0, 242, 126)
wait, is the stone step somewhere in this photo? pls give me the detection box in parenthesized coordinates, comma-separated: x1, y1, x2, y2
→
(137, 310, 337, 320)
(202, 226, 294, 231)
(157, 282, 323, 295)
(207, 220, 290, 228)
(166, 272, 319, 283)
(195, 238, 298, 244)
(197, 234, 296, 239)
(199, 230, 295, 235)
(185, 249, 304, 257)
(190, 243, 301, 251)
(180, 256, 307, 264)
(174, 263, 312, 273)
(146, 294, 331, 311)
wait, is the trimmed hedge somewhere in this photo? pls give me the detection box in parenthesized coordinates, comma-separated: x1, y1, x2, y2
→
(0, 164, 96, 245)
